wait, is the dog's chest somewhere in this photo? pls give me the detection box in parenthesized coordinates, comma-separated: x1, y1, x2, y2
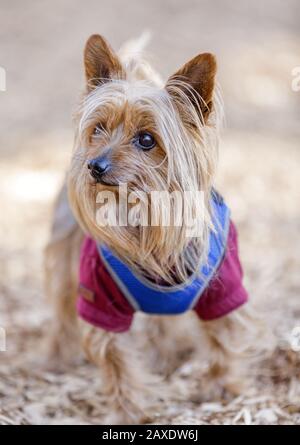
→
(77, 194, 248, 332)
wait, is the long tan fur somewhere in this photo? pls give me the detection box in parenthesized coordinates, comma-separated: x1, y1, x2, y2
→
(44, 34, 261, 424)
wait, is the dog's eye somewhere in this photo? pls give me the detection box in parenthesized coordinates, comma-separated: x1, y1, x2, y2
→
(93, 123, 103, 136)
(134, 132, 156, 150)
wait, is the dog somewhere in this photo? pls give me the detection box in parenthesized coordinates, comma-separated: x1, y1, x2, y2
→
(45, 34, 260, 424)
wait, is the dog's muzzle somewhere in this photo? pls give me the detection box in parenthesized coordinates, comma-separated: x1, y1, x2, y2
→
(88, 155, 111, 183)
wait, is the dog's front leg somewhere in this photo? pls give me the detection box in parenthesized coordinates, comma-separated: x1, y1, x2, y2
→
(80, 321, 158, 424)
(197, 306, 264, 400)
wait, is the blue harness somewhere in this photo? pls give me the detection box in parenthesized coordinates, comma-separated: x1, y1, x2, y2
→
(98, 193, 230, 315)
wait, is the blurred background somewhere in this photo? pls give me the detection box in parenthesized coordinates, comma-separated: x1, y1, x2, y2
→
(0, 0, 299, 425)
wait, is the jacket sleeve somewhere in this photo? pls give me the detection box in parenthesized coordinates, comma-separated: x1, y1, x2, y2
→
(77, 237, 135, 333)
(194, 220, 248, 320)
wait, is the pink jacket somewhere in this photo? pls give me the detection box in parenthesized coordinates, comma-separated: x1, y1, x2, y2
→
(77, 219, 248, 332)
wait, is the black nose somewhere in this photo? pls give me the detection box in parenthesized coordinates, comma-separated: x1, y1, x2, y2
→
(88, 156, 110, 181)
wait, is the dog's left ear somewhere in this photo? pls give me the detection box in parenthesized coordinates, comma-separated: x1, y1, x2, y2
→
(166, 53, 217, 122)
(84, 34, 124, 91)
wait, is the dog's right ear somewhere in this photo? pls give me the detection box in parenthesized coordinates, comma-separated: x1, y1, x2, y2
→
(84, 34, 124, 91)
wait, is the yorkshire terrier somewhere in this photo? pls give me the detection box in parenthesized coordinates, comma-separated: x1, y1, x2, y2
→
(45, 34, 260, 424)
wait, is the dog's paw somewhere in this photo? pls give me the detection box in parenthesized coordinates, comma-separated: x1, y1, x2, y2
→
(44, 330, 82, 373)
(192, 372, 248, 403)
(103, 403, 151, 425)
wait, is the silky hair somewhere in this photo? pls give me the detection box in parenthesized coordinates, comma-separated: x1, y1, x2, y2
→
(68, 53, 224, 285)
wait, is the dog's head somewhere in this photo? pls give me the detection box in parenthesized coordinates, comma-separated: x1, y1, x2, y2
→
(68, 34, 221, 284)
